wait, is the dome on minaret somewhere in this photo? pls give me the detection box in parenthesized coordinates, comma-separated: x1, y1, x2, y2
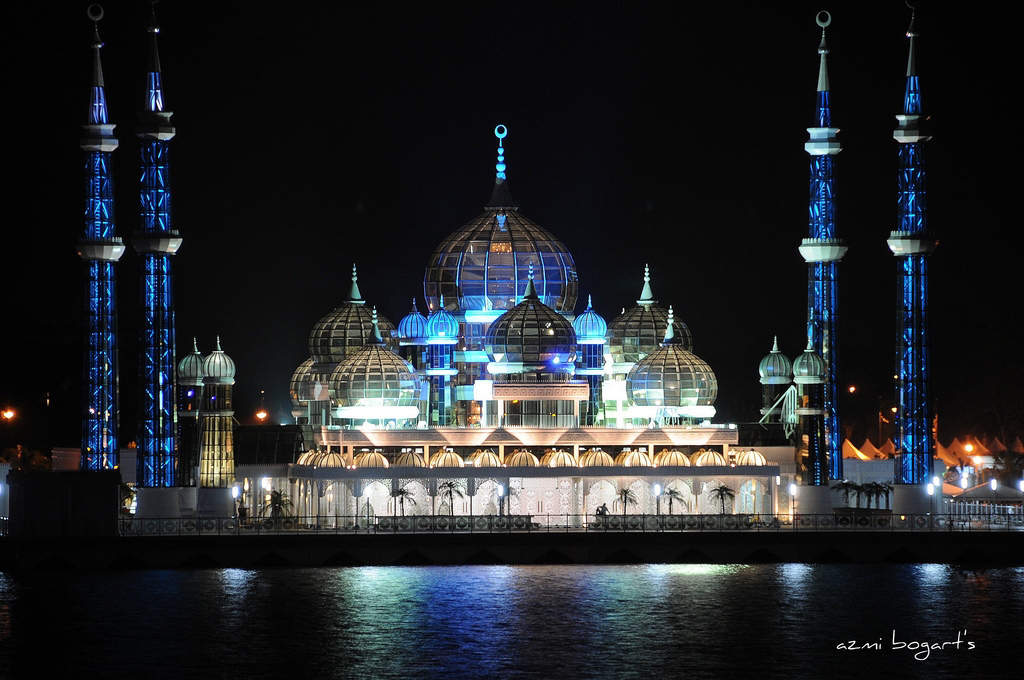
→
(396, 299, 428, 340)
(425, 296, 460, 340)
(203, 336, 236, 384)
(793, 339, 827, 382)
(573, 295, 607, 343)
(423, 125, 579, 314)
(626, 307, 716, 416)
(177, 338, 205, 385)
(758, 336, 793, 384)
(607, 265, 692, 366)
(308, 263, 396, 367)
(484, 266, 577, 369)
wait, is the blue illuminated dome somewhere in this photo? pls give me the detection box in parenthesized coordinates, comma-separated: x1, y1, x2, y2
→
(572, 294, 607, 343)
(485, 272, 577, 368)
(423, 125, 579, 313)
(397, 298, 428, 340)
(176, 337, 205, 385)
(425, 296, 460, 340)
(758, 336, 793, 384)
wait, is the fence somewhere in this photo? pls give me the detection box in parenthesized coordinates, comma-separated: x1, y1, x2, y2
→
(113, 512, 1024, 537)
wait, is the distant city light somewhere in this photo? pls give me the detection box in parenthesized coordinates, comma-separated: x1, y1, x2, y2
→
(890, 406, 898, 413)
(256, 409, 268, 422)
(847, 385, 856, 393)
(1, 408, 14, 421)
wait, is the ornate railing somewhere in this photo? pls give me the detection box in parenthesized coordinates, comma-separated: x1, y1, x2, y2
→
(112, 513, 1024, 537)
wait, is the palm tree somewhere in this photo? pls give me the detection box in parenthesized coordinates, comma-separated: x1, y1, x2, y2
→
(711, 484, 735, 515)
(618, 487, 638, 518)
(878, 482, 893, 510)
(438, 480, 464, 519)
(390, 484, 417, 517)
(851, 483, 866, 509)
(261, 489, 293, 519)
(663, 487, 686, 514)
(831, 480, 858, 508)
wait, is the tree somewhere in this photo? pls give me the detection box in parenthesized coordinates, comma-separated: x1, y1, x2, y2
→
(851, 483, 866, 509)
(438, 480, 464, 518)
(618, 487, 638, 518)
(831, 480, 858, 507)
(877, 483, 893, 510)
(261, 489, 293, 519)
(390, 484, 417, 517)
(663, 487, 686, 514)
(711, 484, 735, 515)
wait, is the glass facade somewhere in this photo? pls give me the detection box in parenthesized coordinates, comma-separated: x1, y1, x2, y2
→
(484, 299, 577, 367)
(424, 209, 578, 313)
(330, 346, 420, 408)
(627, 345, 717, 408)
(607, 304, 692, 366)
(308, 303, 396, 367)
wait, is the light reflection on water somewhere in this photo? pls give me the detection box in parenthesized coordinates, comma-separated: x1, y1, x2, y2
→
(1, 565, 1022, 678)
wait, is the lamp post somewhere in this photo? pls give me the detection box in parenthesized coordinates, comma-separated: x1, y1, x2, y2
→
(497, 484, 505, 517)
(788, 482, 798, 517)
(653, 483, 662, 516)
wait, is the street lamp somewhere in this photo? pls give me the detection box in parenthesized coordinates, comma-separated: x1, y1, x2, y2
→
(788, 483, 798, 517)
(255, 409, 268, 422)
(497, 484, 505, 516)
(653, 483, 662, 516)
(1, 408, 14, 421)
(990, 478, 998, 492)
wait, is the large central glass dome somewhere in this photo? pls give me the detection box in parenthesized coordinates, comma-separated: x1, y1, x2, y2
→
(423, 125, 579, 314)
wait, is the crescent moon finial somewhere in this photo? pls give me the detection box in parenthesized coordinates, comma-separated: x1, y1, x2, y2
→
(87, 3, 104, 22)
(816, 10, 831, 29)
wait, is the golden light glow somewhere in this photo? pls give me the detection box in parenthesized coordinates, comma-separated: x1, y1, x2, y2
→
(847, 385, 856, 393)
(890, 406, 898, 413)
(964, 443, 974, 453)
(256, 409, 268, 421)
(1, 408, 14, 421)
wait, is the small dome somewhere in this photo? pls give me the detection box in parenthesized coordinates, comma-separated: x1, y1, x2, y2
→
(397, 299, 429, 340)
(758, 336, 793, 384)
(308, 264, 396, 366)
(505, 449, 539, 467)
(615, 449, 653, 467)
(654, 449, 691, 466)
(431, 449, 465, 468)
(330, 311, 422, 410)
(313, 451, 347, 468)
(395, 452, 426, 467)
(579, 448, 615, 467)
(425, 297, 460, 340)
(691, 449, 727, 467)
(295, 450, 317, 465)
(793, 340, 827, 382)
(288, 357, 314, 407)
(177, 338, 205, 385)
(484, 267, 577, 368)
(607, 265, 693, 365)
(354, 450, 389, 469)
(572, 295, 607, 343)
(471, 449, 502, 468)
(540, 449, 576, 467)
(626, 307, 717, 411)
(203, 336, 236, 384)
(735, 449, 767, 466)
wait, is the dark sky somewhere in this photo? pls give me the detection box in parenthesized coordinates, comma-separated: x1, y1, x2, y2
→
(3, 1, 1018, 451)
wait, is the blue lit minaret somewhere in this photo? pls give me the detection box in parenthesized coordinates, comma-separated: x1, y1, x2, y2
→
(573, 295, 607, 425)
(425, 296, 459, 426)
(134, 4, 182, 487)
(888, 9, 935, 486)
(798, 11, 845, 481)
(78, 5, 125, 471)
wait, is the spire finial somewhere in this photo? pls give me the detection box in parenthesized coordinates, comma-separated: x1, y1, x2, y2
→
(637, 263, 656, 304)
(86, 4, 110, 125)
(486, 124, 517, 209)
(771, 335, 779, 352)
(663, 305, 676, 343)
(904, 2, 918, 77)
(371, 306, 384, 343)
(192, 337, 199, 353)
(411, 297, 418, 312)
(815, 11, 831, 93)
(523, 262, 539, 300)
(439, 293, 445, 309)
(144, 0, 165, 113)
(216, 335, 222, 351)
(348, 263, 364, 303)
(587, 294, 593, 310)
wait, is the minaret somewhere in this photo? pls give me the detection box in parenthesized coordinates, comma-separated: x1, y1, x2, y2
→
(758, 337, 793, 422)
(798, 11, 845, 481)
(887, 8, 936, 486)
(425, 295, 459, 425)
(78, 5, 125, 471)
(573, 295, 608, 425)
(175, 338, 205, 488)
(793, 339, 828, 487)
(199, 337, 236, 489)
(134, 3, 182, 487)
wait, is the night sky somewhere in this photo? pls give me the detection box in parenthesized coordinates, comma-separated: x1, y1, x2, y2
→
(3, 1, 1018, 452)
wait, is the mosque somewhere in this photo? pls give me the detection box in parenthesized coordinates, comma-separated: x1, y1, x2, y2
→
(72, 5, 938, 522)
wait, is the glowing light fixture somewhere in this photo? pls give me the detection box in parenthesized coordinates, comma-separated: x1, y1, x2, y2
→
(926, 483, 934, 496)
(1, 408, 14, 421)
(990, 478, 998, 492)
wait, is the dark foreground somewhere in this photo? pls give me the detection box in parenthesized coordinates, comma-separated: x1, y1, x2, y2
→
(3, 530, 1023, 570)
(2, 564, 1023, 679)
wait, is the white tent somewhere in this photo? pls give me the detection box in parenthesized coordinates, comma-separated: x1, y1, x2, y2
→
(842, 439, 870, 461)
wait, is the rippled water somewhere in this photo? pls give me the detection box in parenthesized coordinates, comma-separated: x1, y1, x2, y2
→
(1, 564, 1021, 678)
